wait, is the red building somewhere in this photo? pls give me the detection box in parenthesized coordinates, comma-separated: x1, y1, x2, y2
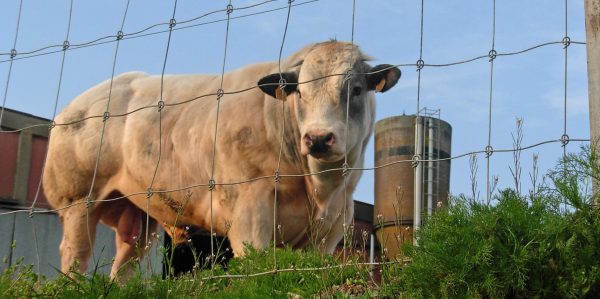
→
(0, 107, 51, 209)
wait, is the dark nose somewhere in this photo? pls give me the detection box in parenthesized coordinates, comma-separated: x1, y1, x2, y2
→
(304, 132, 335, 154)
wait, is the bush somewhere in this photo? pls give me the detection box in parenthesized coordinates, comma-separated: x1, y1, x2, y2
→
(399, 146, 600, 298)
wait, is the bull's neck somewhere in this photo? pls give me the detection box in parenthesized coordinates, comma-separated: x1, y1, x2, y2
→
(305, 150, 361, 201)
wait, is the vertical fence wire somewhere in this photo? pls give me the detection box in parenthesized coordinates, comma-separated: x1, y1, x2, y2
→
(413, 0, 425, 244)
(560, 0, 571, 213)
(485, 0, 497, 205)
(340, 0, 357, 263)
(27, 0, 75, 278)
(0, 0, 23, 130)
(562, 0, 570, 160)
(272, 94, 286, 270)
(83, 0, 131, 269)
(208, 0, 234, 270)
(146, 0, 178, 278)
(272, 0, 294, 270)
(29, 1, 74, 211)
(29, 210, 41, 276)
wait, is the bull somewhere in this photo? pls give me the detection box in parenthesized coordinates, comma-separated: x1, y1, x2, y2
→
(43, 41, 401, 279)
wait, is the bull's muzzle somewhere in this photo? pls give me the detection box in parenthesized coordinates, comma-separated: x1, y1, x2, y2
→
(304, 131, 335, 156)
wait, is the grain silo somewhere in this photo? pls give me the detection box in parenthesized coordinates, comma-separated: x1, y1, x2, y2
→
(374, 111, 451, 258)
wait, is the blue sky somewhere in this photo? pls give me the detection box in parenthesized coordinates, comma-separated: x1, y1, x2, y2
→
(0, 0, 591, 204)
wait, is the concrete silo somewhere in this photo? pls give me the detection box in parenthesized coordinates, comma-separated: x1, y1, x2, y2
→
(374, 112, 451, 258)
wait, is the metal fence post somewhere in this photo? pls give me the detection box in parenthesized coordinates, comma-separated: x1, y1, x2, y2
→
(414, 116, 423, 245)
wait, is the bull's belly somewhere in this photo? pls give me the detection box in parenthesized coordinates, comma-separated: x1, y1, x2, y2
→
(124, 193, 196, 225)
(112, 153, 336, 249)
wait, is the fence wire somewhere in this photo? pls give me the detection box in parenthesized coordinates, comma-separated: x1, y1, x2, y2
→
(0, 0, 591, 286)
(412, 0, 425, 240)
(0, 0, 23, 133)
(272, 0, 295, 271)
(485, 0, 497, 205)
(0, 1, 319, 65)
(207, 0, 233, 270)
(342, 0, 358, 262)
(27, 0, 76, 278)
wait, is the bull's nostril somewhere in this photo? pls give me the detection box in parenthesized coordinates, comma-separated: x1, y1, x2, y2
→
(324, 133, 335, 145)
(303, 134, 313, 147)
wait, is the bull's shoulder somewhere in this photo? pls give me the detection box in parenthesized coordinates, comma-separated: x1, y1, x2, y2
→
(55, 71, 149, 123)
(83, 71, 149, 99)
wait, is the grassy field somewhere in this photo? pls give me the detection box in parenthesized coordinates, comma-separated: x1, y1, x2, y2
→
(1, 246, 404, 298)
(2, 146, 600, 298)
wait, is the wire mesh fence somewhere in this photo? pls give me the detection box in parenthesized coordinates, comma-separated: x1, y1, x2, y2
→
(0, 0, 591, 283)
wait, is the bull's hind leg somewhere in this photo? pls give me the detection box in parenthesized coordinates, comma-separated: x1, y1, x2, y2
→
(58, 201, 101, 275)
(100, 199, 158, 280)
(111, 217, 157, 280)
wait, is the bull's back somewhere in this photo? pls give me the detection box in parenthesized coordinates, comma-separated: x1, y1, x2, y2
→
(44, 63, 275, 211)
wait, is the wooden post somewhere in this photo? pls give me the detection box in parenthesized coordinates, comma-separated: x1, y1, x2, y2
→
(587, 0, 600, 142)
(586, 0, 600, 202)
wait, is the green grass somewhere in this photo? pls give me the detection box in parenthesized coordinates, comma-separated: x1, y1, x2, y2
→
(3, 146, 600, 298)
(0, 246, 391, 298)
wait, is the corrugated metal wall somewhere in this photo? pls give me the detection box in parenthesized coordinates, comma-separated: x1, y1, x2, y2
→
(0, 208, 163, 277)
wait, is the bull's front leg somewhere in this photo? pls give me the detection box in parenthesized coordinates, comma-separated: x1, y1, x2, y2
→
(320, 196, 354, 254)
(226, 183, 275, 257)
(58, 201, 102, 275)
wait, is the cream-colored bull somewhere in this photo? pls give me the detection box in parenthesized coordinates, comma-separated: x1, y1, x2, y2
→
(43, 41, 400, 279)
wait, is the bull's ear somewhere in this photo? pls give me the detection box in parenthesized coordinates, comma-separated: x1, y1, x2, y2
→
(257, 72, 298, 98)
(367, 64, 401, 93)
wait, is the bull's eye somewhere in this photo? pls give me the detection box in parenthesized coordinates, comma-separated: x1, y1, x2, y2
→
(352, 86, 362, 97)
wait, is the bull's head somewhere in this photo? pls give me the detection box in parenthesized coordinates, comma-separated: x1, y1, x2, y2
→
(258, 42, 401, 162)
